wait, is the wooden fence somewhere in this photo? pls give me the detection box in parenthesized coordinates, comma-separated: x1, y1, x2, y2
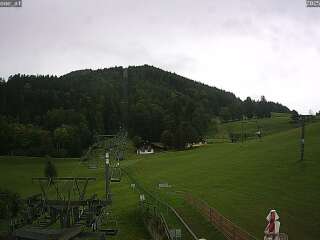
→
(185, 193, 257, 240)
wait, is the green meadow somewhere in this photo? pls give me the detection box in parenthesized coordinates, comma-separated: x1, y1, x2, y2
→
(125, 120, 320, 240)
(208, 113, 299, 139)
(1, 115, 319, 240)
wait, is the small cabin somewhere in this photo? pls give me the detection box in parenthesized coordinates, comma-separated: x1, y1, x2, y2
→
(136, 144, 154, 155)
(136, 142, 165, 155)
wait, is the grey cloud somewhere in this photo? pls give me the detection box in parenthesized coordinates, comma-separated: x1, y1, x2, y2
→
(0, 0, 319, 113)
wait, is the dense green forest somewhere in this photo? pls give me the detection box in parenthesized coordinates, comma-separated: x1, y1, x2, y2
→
(0, 65, 290, 156)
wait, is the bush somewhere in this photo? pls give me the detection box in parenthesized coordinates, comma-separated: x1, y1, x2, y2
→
(0, 189, 20, 219)
(132, 136, 143, 149)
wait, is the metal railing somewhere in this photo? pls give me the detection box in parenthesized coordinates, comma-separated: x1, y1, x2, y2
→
(122, 169, 198, 240)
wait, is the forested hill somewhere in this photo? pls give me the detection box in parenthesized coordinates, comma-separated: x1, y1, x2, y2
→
(0, 65, 290, 156)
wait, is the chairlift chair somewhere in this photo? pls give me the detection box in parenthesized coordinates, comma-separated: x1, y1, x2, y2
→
(88, 163, 98, 170)
(110, 166, 121, 183)
(101, 221, 118, 236)
(100, 212, 118, 236)
(87, 154, 99, 170)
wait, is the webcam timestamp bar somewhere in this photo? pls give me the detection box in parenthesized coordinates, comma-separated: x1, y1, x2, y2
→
(0, 0, 22, 7)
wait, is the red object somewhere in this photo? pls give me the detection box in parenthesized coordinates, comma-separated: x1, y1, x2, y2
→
(267, 212, 276, 233)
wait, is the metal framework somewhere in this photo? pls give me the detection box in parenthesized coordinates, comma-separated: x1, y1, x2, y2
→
(32, 177, 96, 201)
(10, 130, 128, 239)
(5, 68, 130, 239)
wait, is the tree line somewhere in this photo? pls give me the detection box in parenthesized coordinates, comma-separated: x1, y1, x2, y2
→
(0, 65, 290, 156)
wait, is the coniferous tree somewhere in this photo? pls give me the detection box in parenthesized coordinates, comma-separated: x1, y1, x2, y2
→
(0, 65, 290, 154)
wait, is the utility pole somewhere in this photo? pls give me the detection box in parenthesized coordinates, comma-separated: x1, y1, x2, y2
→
(300, 116, 305, 161)
(241, 118, 244, 143)
(105, 152, 111, 202)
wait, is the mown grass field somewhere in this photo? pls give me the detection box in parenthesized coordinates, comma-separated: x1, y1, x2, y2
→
(125, 121, 320, 240)
(1, 115, 319, 240)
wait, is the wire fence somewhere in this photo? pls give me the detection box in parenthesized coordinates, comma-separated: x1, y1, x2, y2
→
(185, 193, 257, 240)
(122, 169, 198, 240)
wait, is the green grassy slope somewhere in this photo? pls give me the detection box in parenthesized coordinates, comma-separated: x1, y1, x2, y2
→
(125, 121, 320, 240)
(1, 116, 319, 240)
(208, 113, 299, 139)
(0, 156, 150, 240)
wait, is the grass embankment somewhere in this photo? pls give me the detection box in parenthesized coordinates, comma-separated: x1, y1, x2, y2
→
(207, 112, 299, 139)
(1, 115, 319, 240)
(125, 121, 320, 240)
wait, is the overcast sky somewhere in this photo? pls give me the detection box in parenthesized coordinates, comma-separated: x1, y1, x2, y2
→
(0, 0, 319, 114)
